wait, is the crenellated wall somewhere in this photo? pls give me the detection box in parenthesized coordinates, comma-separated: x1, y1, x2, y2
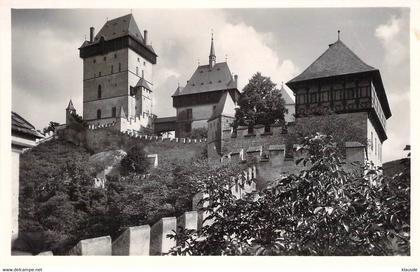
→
(217, 124, 288, 158)
(221, 141, 366, 189)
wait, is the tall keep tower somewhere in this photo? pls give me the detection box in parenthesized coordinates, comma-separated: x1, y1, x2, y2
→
(79, 14, 157, 130)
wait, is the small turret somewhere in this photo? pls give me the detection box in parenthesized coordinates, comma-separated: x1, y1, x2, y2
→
(66, 99, 76, 125)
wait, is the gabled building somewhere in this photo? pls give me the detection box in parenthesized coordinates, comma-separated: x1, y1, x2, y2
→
(79, 14, 157, 131)
(286, 35, 391, 165)
(172, 35, 240, 138)
(279, 83, 295, 123)
(11, 112, 44, 247)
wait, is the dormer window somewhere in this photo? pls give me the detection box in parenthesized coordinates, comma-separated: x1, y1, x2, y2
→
(201, 83, 204, 85)
(209, 81, 212, 84)
(217, 68, 220, 71)
(218, 80, 222, 83)
(199, 70, 203, 73)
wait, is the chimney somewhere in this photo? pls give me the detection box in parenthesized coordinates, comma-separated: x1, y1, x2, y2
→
(234, 74, 238, 82)
(90, 27, 95, 42)
(144, 30, 148, 45)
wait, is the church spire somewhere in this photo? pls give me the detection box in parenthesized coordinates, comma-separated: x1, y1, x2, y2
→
(209, 31, 216, 69)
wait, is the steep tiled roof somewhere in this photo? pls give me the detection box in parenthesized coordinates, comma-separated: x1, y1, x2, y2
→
(172, 86, 184, 96)
(80, 14, 156, 54)
(95, 14, 144, 43)
(288, 39, 376, 83)
(173, 62, 236, 97)
(11, 112, 44, 138)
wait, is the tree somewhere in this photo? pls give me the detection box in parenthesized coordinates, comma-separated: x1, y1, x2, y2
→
(190, 127, 208, 139)
(235, 72, 287, 129)
(168, 134, 410, 256)
(120, 144, 150, 176)
(43, 121, 60, 134)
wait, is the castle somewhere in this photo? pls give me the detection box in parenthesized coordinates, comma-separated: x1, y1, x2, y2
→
(12, 13, 393, 256)
(66, 14, 390, 168)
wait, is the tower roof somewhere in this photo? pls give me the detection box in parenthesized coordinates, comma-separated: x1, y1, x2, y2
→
(287, 38, 391, 119)
(80, 14, 156, 55)
(172, 62, 237, 97)
(66, 99, 75, 111)
(288, 39, 376, 83)
(95, 14, 144, 43)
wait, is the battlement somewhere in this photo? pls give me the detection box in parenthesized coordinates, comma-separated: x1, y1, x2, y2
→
(221, 142, 366, 189)
(86, 115, 149, 133)
(87, 121, 117, 130)
(121, 130, 207, 144)
(224, 124, 286, 139)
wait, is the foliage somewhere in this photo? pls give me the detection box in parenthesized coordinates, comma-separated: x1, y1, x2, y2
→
(234, 72, 287, 128)
(120, 144, 150, 176)
(42, 121, 60, 134)
(190, 127, 208, 139)
(18, 139, 205, 254)
(168, 134, 410, 256)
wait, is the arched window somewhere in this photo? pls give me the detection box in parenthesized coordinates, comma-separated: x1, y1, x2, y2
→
(118, 63, 121, 72)
(97, 85, 102, 99)
(111, 65, 113, 74)
(97, 109, 101, 119)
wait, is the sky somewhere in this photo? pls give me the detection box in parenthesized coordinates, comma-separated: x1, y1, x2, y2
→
(11, 8, 410, 162)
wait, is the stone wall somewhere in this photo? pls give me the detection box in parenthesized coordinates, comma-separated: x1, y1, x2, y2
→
(220, 124, 288, 156)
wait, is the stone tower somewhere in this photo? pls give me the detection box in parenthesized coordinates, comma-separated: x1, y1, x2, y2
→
(79, 14, 157, 131)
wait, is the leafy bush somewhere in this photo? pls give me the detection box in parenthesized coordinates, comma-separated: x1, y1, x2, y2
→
(190, 127, 208, 139)
(120, 144, 150, 176)
(168, 134, 410, 256)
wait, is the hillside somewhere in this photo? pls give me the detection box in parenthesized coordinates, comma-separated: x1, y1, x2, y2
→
(17, 138, 202, 254)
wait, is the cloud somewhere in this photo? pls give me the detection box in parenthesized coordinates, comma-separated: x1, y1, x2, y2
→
(375, 15, 408, 66)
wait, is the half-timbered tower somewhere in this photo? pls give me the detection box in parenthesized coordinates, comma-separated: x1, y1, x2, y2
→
(286, 35, 391, 165)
